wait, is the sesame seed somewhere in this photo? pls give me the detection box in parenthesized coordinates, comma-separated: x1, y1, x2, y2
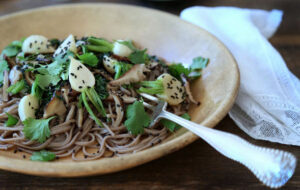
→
(13, 149, 17, 154)
(34, 40, 37, 43)
(29, 43, 32, 48)
(29, 102, 31, 106)
(41, 41, 43, 45)
(70, 73, 75, 76)
(31, 107, 34, 110)
(84, 155, 88, 159)
(23, 155, 26, 159)
(37, 47, 40, 50)
(79, 86, 82, 89)
(171, 95, 175, 99)
(82, 80, 85, 84)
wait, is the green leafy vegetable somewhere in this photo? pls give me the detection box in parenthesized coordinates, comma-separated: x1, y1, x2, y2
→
(138, 79, 164, 95)
(23, 117, 55, 143)
(6, 79, 26, 94)
(125, 101, 151, 135)
(35, 74, 61, 89)
(168, 56, 209, 81)
(85, 45, 111, 53)
(160, 113, 190, 132)
(31, 77, 44, 100)
(30, 150, 56, 162)
(5, 113, 18, 127)
(81, 91, 103, 127)
(128, 49, 148, 64)
(95, 75, 108, 99)
(77, 52, 98, 67)
(117, 40, 138, 51)
(0, 59, 9, 85)
(0, 38, 24, 58)
(114, 62, 132, 79)
(168, 64, 190, 81)
(84, 88, 106, 117)
(87, 37, 113, 50)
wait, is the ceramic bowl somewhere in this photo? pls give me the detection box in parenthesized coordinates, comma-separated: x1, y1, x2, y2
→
(0, 3, 239, 177)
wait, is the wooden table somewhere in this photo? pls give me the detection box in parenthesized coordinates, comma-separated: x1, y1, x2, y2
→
(0, 0, 299, 189)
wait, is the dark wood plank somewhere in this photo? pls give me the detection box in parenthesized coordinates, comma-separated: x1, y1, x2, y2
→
(0, 0, 299, 189)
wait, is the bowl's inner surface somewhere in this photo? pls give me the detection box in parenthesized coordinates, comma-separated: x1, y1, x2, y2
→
(0, 4, 239, 176)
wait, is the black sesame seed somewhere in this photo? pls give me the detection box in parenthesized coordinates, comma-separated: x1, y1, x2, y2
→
(82, 80, 85, 84)
(197, 102, 201, 106)
(70, 73, 75, 76)
(34, 40, 37, 43)
(45, 66, 48, 68)
(67, 41, 71, 45)
(74, 75, 77, 79)
(72, 150, 75, 153)
(175, 92, 178, 96)
(172, 78, 176, 81)
(37, 47, 40, 50)
(84, 155, 88, 159)
(171, 95, 175, 99)
(18, 149, 23, 152)
(79, 86, 82, 89)
(179, 88, 183, 92)
(29, 43, 32, 48)
(56, 156, 59, 160)
(41, 41, 43, 45)
(170, 81, 173, 84)
(115, 151, 118, 154)
(158, 139, 162, 143)
(31, 107, 34, 110)
(13, 149, 17, 154)
(116, 104, 121, 107)
(64, 47, 68, 51)
(60, 49, 63, 54)
(29, 102, 31, 106)
(23, 155, 26, 159)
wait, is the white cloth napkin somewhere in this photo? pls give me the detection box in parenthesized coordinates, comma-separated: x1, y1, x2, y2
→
(180, 6, 300, 146)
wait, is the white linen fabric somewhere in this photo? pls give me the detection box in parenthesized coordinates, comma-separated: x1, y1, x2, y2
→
(180, 6, 300, 146)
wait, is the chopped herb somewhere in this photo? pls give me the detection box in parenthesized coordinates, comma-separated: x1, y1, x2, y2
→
(84, 87, 106, 117)
(94, 75, 108, 99)
(124, 101, 151, 135)
(77, 52, 98, 67)
(23, 117, 55, 143)
(5, 112, 18, 127)
(168, 56, 209, 81)
(117, 40, 138, 51)
(128, 49, 148, 64)
(35, 74, 61, 89)
(0, 38, 24, 58)
(6, 79, 26, 95)
(30, 150, 56, 162)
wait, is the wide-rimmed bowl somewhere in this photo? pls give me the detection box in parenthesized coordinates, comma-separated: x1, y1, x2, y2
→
(0, 3, 239, 177)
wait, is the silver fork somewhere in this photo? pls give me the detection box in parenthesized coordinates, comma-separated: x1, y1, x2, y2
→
(141, 93, 297, 188)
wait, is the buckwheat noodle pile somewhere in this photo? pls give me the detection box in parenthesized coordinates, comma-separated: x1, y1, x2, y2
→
(0, 35, 204, 161)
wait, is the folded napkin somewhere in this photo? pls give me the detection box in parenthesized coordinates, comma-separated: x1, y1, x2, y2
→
(180, 6, 300, 146)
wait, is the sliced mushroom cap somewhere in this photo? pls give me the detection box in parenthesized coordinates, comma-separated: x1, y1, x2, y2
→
(109, 64, 150, 86)
(43, 96, 67, 118)
(180, 74, 199, 105)
(9, 66, 22, 85)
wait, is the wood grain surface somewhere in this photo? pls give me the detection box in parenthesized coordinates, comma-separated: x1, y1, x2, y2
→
(0, 0, 299, 189)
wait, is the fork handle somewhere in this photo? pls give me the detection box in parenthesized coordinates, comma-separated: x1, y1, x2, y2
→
(160, 110, 296, 188)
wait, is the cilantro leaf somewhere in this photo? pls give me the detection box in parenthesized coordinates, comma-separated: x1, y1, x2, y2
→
(128, 49, 148, 64)
(23, 117, 55, 143)
(0, 38, 24, 58)
(6, 79, 26, 95)
(189, 56, 209, 79)
(78, 52, 98, 67)
(95, 75, 108, 99)
(160, 113, 191, 132)
(117, 40, 138, 51)
(5, 113, 18, 127)
(0, 59, 9, 85)
(168, 63, 190, 80)
(30, 150, 56, 162)
(168, 56, 209, 81)
(36, 61, 63, 76)
(125, 101, 151, 135)
(35, 74, 61, 89)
